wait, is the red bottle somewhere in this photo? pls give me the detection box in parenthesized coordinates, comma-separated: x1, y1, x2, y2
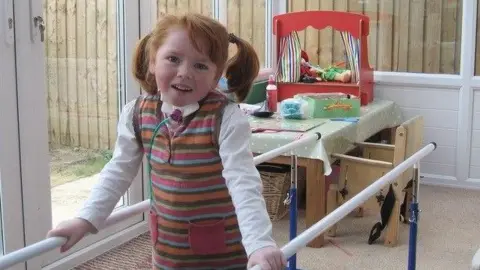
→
(266, 75, 278, 112)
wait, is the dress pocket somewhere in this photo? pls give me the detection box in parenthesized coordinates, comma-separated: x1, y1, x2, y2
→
(188, 219, 227, 255)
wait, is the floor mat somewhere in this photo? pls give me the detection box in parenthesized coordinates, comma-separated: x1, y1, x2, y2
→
(74, 233, 152, 270)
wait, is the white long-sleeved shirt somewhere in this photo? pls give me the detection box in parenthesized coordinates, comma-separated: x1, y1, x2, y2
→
(76, 98, 277, 256)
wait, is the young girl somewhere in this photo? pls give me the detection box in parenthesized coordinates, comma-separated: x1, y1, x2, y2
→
(47, 13, 286, 269)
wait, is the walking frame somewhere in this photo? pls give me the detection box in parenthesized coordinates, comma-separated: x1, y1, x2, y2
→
(0, 133, 436, 270)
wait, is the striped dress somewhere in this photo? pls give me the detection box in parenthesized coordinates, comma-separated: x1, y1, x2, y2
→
(136, 92, 248, 270)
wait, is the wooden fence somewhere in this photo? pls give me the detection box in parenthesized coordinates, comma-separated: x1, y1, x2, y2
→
(45, 0, 118, 150)
(45, 0, 478, 150)
(155, 1, 267, 68)
(288, 0, 463, 74)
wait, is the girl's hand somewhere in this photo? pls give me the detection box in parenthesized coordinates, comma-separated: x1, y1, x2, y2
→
(46, 218, 94, 253)
(247, 246, 286, 270)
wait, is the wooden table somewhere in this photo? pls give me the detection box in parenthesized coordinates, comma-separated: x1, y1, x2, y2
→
(250, 99, 404, 248)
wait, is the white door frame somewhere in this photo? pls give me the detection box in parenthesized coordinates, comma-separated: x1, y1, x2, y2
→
(12, 0, 147, 269)
(0, 1, 27, 270)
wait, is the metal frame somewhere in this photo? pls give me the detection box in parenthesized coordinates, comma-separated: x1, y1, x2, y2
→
(0, 1, 26, 270)
(0, 139, 437, 270)
(7, 0, 146, 269)
(287, 154, 299, 270)
(283, 145, 434, 270)
(212, 0, 287, 82)
(216, 0, 227, 26)
(457, 0, 478, 185)
(252, 142, 438, 270)
(408, 162, 421, 270)
(13, 1, 51, 268)
(376, 0, 478, 188)
(0, 0, 477, 268)
(46, 0, 147, 267)
(0, 133, 322, 269)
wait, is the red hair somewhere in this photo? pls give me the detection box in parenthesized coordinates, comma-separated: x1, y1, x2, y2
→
(132, 13, 260, 103)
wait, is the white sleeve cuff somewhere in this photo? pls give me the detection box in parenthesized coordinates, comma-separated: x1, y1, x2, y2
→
(245, 241, 278, 258)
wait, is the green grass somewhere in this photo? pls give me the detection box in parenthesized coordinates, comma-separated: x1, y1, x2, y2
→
(50, 149, 113, 188)
(71, 151, 112, 177)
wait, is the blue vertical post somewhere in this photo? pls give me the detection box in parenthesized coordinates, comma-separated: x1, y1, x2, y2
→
(288, 154, 298, 270)
(407, 163, 420, 270)
(408, 203, 418, 270)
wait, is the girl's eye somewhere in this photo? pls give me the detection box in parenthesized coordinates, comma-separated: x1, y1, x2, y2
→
(195, 63, 208, 70)
(167, 56, 179, 63)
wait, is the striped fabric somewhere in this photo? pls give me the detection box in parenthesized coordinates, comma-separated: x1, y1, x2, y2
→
(136, 91, 248, 269)
(276, 31, 302, 83)
(340, 31, 360, 83)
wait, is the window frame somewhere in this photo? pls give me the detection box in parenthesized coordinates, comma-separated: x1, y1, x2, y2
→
(373, 0, 478, 185)
(0, 1, 26, 269)
(2, 1, 479, 269)
(12, 0, 147, 269)
(214, 0, 287, 82)
(257, 0, 288, 81)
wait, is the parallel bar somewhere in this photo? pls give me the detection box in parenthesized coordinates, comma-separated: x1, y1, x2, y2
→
(472, 248, 480, 270)
(251, 142, 437, 270)
(288, 154, 298, 270)
(103, 200, 150, 227)
(0, 133, 322, 270)
(253, 133, 321, 165)
(408, 162, 420, 270)
(0, 200, 151, 270)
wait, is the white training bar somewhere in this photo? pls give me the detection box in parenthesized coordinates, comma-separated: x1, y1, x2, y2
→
(251, 142, 437, 270)
(472, 248, 480, 270)
(253, 132, 321, 165)
(0, 200, 151, 270)
(0, 132, 321, 270)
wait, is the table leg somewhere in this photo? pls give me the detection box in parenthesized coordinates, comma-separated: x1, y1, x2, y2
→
(305, 159, 325, 248)
(380, 126, 398, 144)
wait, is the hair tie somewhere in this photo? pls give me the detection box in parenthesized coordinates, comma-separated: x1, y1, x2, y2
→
(228, 33, 238, 44)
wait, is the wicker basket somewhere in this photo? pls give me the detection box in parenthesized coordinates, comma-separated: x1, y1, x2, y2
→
(257, 163, 291, 221)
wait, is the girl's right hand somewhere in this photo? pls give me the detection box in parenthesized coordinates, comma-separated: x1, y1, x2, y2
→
(46, 218, 95, 253)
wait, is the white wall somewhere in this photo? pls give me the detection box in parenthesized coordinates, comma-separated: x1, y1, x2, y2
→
(374, 84, 480, 190)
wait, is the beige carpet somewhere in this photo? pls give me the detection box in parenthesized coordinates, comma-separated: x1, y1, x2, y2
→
(75, 185, 480, 269)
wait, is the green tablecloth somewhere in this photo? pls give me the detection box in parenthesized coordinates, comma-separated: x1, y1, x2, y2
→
(250, 99, 404, 174)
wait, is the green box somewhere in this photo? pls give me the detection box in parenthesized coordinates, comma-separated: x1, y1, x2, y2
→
(245, 80, 267, 104)
(294, 93, 361, 119)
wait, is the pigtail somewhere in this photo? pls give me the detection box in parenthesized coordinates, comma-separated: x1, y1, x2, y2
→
(132, 33, 158, 94)
(225, 33, 260, 103)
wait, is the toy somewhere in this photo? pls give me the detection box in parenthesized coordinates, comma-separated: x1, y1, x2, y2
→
(318, 66, 352, 83)
(294, 92, 360, 119)
(273, 11, 374, 106)
(300, 50, 352, 84)
(279, 98, 310, 119)
(299, 50, 319, 82)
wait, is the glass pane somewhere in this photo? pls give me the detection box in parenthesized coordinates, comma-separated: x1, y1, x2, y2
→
(43, 0, 124, 228)
(154, 0, 266, 68)
(227, 0, 266, 68)
(287, 0, 463, 74)
(156, 0, 213, 18)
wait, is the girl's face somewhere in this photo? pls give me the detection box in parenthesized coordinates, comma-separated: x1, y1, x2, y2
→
(149, 28, 219, 107)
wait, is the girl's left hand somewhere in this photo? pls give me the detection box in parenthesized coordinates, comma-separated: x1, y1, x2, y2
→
(247, 246, 287, 270)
